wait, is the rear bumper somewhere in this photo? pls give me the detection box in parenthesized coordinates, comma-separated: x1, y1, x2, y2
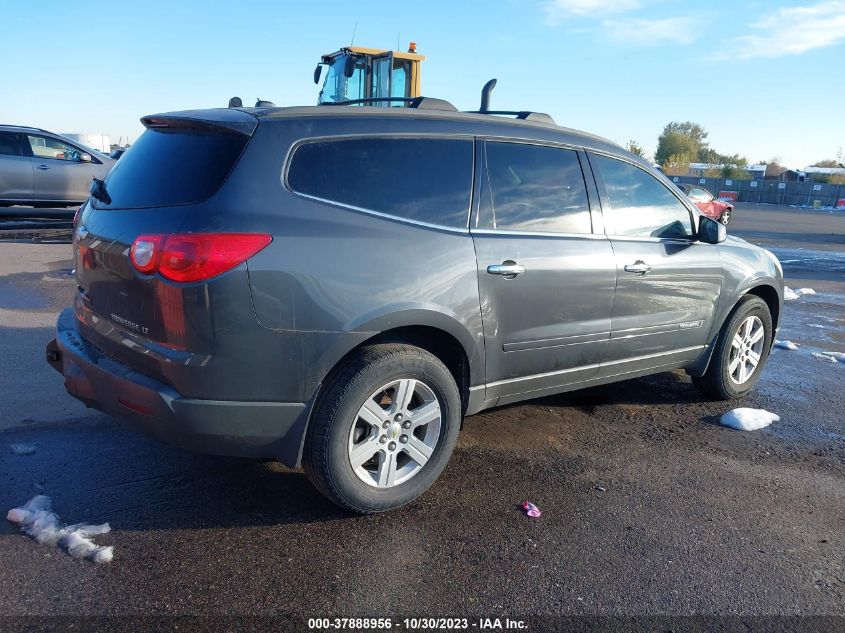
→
(47, 308, 309, 466)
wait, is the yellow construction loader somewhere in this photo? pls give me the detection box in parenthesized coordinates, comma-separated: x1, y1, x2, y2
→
(313, 42, 425, 105)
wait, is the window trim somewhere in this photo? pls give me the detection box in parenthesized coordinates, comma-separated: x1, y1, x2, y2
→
(282, 133, 476, 233)
(470, 137, 599, 238)
(587, 150, 700, 241)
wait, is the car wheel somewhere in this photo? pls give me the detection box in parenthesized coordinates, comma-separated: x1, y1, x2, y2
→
(302, 343, 461, 513)
(720, 209, 731, 225)
(692, 295, 772, 400)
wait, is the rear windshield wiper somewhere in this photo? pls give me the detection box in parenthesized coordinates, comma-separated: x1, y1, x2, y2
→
(90, 178, 111, 205)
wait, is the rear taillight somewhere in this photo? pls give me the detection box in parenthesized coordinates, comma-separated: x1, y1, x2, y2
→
(130, 233, 272, 282)
(130, 235, 163, 273)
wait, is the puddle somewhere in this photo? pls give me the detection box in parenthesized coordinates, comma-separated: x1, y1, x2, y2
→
(767, 247, 845, 276)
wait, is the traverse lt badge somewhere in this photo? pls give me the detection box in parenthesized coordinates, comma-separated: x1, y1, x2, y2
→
(679, 320, 704, 330)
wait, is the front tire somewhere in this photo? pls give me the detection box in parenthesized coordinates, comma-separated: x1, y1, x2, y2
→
(693, 295, 772, 400)
(303, 344, 461, 513)
(720, 209, 732, 225)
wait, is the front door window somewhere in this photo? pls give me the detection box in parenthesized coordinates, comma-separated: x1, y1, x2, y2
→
(27, 135, 82, 161)
(592, 154, 694, 239)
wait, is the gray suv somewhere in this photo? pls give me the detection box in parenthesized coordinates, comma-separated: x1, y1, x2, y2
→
(0, 125, 115, 207)
(47, 100, 783, 513)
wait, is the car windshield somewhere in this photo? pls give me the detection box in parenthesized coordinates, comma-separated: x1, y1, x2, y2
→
(318, 55, 366, 104)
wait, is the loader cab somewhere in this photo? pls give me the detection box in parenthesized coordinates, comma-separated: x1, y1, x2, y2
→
(314, 44, 424, 105)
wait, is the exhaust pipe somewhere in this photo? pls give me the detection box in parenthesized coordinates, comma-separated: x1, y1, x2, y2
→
(480, 79, 497, 113)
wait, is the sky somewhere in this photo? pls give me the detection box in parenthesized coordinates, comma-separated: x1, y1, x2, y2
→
(1, 0, 843, 168)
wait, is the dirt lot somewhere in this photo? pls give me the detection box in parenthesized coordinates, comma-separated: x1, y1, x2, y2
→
(0, 203, 843, 629)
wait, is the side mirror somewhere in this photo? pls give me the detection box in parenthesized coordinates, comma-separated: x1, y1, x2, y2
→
(343, 55, 357, 78)
(313, 64, 322, 84)
(79, 152, 92, 163)
(698, 215, 726, 244)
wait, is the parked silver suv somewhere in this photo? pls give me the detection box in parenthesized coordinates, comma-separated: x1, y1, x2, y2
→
(0, 125, 115, 207)
(47, 99, 783, 513)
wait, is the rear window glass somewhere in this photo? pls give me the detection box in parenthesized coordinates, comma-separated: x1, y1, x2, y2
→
(287, 137, 473, 228)
(98, 127, 248, 209)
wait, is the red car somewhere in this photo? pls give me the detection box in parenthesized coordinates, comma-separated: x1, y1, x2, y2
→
(677, 184, 733, 225)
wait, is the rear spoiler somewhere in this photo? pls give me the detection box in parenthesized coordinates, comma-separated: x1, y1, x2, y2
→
(140, 108, 258, 136)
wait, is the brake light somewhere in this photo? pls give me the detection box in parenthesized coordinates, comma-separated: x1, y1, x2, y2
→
(130, 233, 272, 282)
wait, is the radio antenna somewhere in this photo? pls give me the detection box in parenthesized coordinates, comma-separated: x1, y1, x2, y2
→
(350, 22, 358, 46)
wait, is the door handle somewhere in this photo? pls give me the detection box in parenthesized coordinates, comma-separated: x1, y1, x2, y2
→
(36, 164, 50, 170)
(487, 261, 526, 278)
(624, 260, 651, 275)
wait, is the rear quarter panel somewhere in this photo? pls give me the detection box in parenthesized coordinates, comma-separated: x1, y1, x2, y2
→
(211, 117, 485, 401)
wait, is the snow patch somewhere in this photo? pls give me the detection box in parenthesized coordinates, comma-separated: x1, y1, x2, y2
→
(773, 340, 798, 350)
(783, 286, 816, 301)
(720, 408, 780, 431)
(6, 495, 113, 563)
(10, 444, 36, 455)
(812, 351, 841, 364)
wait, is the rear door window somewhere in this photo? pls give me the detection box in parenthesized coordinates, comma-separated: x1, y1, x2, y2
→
(0, 132, 26, 156)
(98, 127, 248, 209)
(478, 141, 591, 234)
(592, 154, 694, 239)
(287, 137, 473, 228)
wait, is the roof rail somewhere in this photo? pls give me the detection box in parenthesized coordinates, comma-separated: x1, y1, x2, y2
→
(465, 110, 556, 125)
(0, 124, 47, 133)
(319, 96, 458, 111)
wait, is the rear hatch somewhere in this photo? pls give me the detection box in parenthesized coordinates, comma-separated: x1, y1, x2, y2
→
(73, 110, 257, 382)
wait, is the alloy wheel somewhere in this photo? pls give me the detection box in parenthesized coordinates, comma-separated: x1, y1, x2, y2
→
(728, 315, 765, 385)
(347, 378, 442, 488)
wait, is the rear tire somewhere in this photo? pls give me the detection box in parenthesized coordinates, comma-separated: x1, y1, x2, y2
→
(303, 343, 461, 513)
(720, 209, 732, 225)
(693, 295, 772, 400)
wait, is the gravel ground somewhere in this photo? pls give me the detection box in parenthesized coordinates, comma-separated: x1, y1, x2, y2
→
(0, 203, 842, 630)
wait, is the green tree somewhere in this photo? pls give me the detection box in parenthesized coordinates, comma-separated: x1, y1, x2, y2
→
(655, 121, 709, 167)
(698, 147, 721, 164)
(626, 140, 646, 159)
(661, 151, 696, 177)
(721, 165, 749, 179)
